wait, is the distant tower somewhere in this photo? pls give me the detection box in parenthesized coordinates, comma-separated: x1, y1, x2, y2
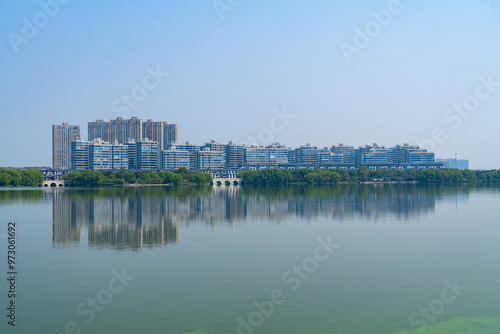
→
(53, 123, 80, 169)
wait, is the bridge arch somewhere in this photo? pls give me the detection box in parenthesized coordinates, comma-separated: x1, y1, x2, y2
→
(43, 180, 68, 188)
(212, 177, 242, 186)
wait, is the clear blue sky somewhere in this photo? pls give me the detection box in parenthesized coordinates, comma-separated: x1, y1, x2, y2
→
(0, 0, 499, 169)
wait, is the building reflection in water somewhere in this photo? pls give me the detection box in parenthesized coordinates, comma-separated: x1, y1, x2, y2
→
(52, 190, 178, 250)
(52, 190, 82, 247)
(50, 184, 472, 250)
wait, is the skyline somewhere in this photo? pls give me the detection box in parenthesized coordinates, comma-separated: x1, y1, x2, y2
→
(50, 116, 448, 173)
(4, 116, 476, 169)
(1, 0, 499, 169)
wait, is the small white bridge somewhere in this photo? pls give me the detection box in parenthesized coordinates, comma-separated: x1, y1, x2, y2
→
(43, 180, 68, 187)
(212, 178, 242, 186)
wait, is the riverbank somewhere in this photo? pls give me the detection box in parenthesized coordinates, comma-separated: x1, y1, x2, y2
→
(237, 167, 500, 185)
(124, 182, 204, 187)
(62, 169, 212, 187)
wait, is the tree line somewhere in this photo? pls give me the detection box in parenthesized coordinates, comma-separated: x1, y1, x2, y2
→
(238, 167, 500, 185)
(0, 169, 44, 187)
(2, 167, 498, 188)
(62, 168, 213, 186)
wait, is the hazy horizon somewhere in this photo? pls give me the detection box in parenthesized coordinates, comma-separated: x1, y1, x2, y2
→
(1, 0, 499, 169)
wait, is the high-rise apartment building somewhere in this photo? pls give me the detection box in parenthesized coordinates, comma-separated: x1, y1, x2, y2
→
(267, 143, 288, 165)
(53, 123, 80, 169)
(89, 140, 113, 170)
(142, 119, 164, 150)
(388, 143, 420, 165)
(331, 143, 355, 164)
(244, 146, 269, 165)
(110, 116, 143, 143)
(295, 143, 318, 166)
(111, 140, 129, 169)
(204, 139, 227, 168)
(287, 149, 296, 163)
(88, 117, 178, 148)
(71, 139, 129, 170)
(167, 141, 200, 170)
(355, 143, 384, 167)
(127, 140, 137, 170)
(318, 151, 344, 165)
(361, 148, 389, 165)
(241, 143, 289, 169)
(161, 148, 190, 170)
(71, 139, 90, 170)
(142, 120, 179, 150)
(89, 116, 142, 143)
(408, 151, 435, 164)
(164, 123, 178, 146)
(136, 140, 159, 171)
(197, 148, 224, 170)
(87, 120, 111, 142)
(226, 140, 244, 169)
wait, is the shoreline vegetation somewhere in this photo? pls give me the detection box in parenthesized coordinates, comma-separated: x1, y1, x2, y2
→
(0, 168, 43, 187)
(62, 168, 213, 187)
(237, 166, 500, 185)
(0, 168, 212, 187)
(0, 167, 499, 188)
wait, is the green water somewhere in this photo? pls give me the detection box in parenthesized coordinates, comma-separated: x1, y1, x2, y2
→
(0, 184, 499, 334)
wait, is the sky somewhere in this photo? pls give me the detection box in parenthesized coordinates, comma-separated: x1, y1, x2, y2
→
(0, 0, 499, 169)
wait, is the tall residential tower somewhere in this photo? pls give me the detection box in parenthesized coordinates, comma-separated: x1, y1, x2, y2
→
(52, 123, 80, 169)
(88, 117, 178, 149)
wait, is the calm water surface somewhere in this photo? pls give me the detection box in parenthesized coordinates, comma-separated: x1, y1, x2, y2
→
(0, 184, 499, 334)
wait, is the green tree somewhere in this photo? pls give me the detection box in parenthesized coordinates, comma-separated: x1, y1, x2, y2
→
(358, 166, 369, 182)
(0, 171, 13, 186)
(4, 170, 22, 186)
(79, 170, 105, 186)
(63, 171, 82, 186)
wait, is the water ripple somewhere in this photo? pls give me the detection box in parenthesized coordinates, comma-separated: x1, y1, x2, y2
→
(239, 297, 305, 312)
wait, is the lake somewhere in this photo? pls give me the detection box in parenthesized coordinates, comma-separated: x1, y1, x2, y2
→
(1, 184, 499, 334)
